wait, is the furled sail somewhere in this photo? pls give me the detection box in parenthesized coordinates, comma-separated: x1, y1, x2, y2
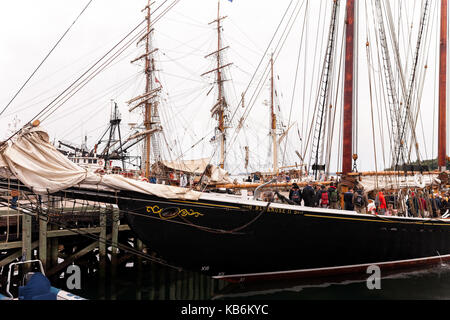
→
(155, 158, 233, 184)
(0, 126, 202, 200)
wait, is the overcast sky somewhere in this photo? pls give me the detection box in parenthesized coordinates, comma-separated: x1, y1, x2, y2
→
(0, 0, 447, 175)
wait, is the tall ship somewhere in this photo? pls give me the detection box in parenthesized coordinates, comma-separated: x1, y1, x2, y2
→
(0, 0, 449, 283)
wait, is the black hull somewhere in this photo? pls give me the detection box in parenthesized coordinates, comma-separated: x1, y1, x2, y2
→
(118, 191, 450, 281)
(1, 178, 448, 282)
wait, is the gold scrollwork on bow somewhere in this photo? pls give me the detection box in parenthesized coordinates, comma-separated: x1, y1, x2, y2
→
(146, 205, 203, 219)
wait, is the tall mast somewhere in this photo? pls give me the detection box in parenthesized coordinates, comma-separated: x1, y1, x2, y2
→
(217, 1, 224, 169)
(203, 0, 233, 169)
(144, 0, 153, 177)
(270, 54, 278, 174)
(439, 0, 447, 171)
(128, 0, 161, 178)
(342, 0, 354, 175)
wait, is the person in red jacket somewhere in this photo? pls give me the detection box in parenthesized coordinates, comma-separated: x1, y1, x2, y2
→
(376, 189, 387, 215)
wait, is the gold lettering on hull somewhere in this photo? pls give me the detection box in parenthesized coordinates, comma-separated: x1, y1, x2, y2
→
(146, 205, 204, 220)
(241, 204, 301, 215)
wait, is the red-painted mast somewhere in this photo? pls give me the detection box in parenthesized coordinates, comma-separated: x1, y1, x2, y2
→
(342, 0, 354, 174)
(438, 0, 447, 171)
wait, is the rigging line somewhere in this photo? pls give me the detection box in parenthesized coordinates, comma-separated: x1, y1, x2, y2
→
(374, 54, 388, 171)
(227, 0, 304, 153)
(0, 0, 95, 119)
(49, 79, 135, 138)
(367, 33, 379, 188)
(3, 43, 128, 118)
(403, 0, 418, 79)
(1, 20, 145, 143)
(0, 193, 168, 267)
(432, 4, 439, 165)
(380, 1, 405, 166)
(3, 0, 180, 144)
(160, 70, 208, 84)
(39, 27, 147, 122)
(174, 128, 216, 161)
(401, 0, 430, 166)
(300, 5, 309, 156)
(43, 0, 183, 125)
(171, 8, 212, 29)
(368, 0, 388, 172)
(326, 17, 346, 176)
(226, 0, 295, 132)
(46, 71, 141, 127)
(281, 0, 309, 166)
(369, 0, 395, 167)
(301, 0, 330, 167)
(159, 36, 213, 61)
(228, 18, 264, 53)
(6, 202, 182, 271)
(227, 62, 272, 152)
(310, 0, 340, 177)
(304, 0, 327, 157)
(408, 0, 437, 162)
(337, 78, 343, 174)
(161, 51, 210, 82)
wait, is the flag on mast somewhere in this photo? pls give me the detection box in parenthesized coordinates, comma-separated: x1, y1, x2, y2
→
(155, 77, 162, 88)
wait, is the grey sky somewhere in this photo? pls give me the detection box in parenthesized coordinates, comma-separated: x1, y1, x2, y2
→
(0, 0, 447, 175)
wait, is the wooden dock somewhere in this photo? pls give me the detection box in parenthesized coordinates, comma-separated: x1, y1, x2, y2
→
(0, 193, 145, 289)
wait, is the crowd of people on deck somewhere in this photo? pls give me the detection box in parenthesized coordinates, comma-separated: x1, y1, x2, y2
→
(287, 182, 347, 210)
(286, 182, 450, 218)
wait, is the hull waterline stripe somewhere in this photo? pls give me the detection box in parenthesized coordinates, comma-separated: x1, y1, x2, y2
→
(213, 253, 450, 280)
(304, 213, 450, 226)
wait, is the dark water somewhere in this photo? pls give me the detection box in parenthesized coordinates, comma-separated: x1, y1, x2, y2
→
(56, 262, 450, 300)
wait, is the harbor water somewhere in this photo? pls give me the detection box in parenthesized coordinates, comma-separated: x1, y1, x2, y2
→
(53, 261, 450, 300)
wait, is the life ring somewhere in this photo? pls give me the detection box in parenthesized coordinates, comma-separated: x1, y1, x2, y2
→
(140, 177, 149, 182)
(98, 159, 104, 166)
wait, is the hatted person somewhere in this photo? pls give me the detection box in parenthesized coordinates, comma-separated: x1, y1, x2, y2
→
(318, 185, 329, 208)
(343, 188, 354, 211)
(302, 182, 315, 207)
(288, 183, 302, 205)
(313, 185, 321, 207)
(353, 188, 368, 214)
(328, 184, 340, 209)
(431, 194, 442, 218)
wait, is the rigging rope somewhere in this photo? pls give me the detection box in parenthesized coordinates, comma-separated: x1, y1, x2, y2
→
(3, 0, 181, 145)
(0, 0, 95, 119)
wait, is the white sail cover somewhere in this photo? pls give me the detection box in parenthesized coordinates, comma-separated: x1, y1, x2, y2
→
(0, 126, 202, 200)
(160, 158, 210, 175)
(358, 173, 440, 192)
(159, 158, 233, 184)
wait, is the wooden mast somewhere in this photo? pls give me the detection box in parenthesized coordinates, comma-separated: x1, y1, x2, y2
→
(143, 0, 153, 178)
(216, 0, 225, 169)
(342, 0, 354, 175)
(204, 1, 232, 169)
(270, 54, 278, 174)
(439, 0, 447, 171)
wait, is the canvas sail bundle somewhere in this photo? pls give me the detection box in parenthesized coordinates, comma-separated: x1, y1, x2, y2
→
(358, 174, 440, 192)
(156, 158, 233, 184)
(0, 126, 202, 200)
